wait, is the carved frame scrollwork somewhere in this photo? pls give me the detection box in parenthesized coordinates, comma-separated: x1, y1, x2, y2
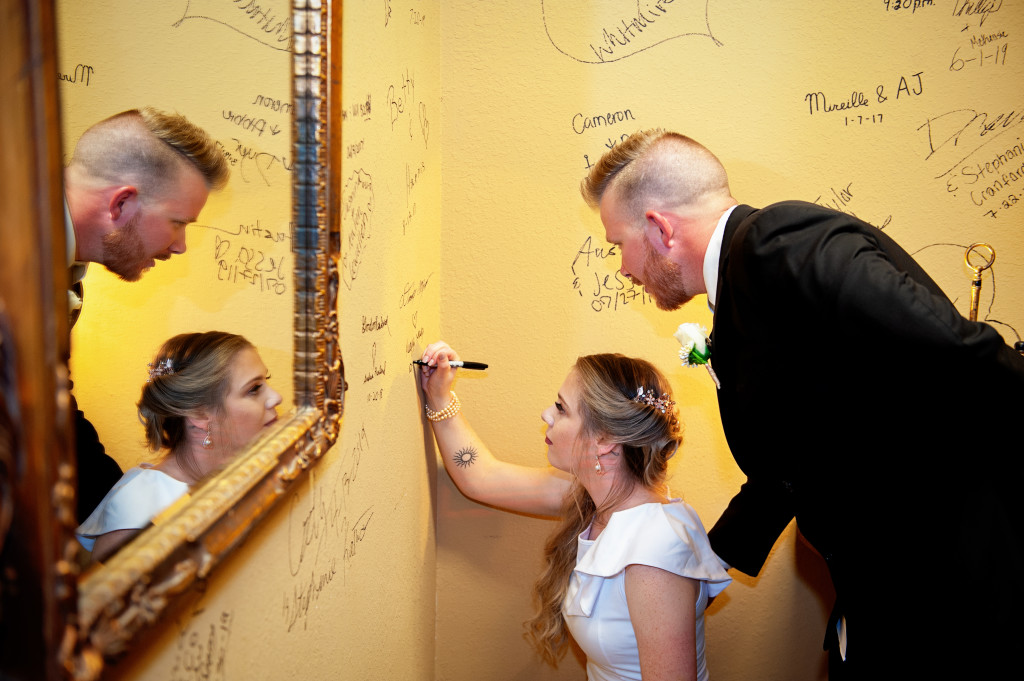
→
(72, 1, 344, 676)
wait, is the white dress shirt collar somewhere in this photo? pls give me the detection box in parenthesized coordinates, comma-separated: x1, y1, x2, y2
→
(702, 205, 737, 310)
(65, 195, 78, 268)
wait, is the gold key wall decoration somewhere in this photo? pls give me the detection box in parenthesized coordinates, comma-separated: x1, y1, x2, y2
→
(964, 243, 996, 323)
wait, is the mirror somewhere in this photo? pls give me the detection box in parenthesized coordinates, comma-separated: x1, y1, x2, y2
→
(50, 0, 343, 672)
(57, 0, 296, 525)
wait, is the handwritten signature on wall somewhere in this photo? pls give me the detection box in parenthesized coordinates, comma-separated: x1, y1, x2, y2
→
(58, 63, 94, 87)
(387, 68, 431, 148)
(173, 0, 292, 52)
(542, 0, 720, 64)
(283, 425, 373, 633)
(199, 221, 291, 296)
(571, 236, 654, 312)
(170, 610, 233, 681)
(217, 137, 292, 186)
(342, 169, 375, 290)
(922, 109, 1024, 220)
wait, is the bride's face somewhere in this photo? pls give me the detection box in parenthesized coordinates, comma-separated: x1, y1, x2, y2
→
(541, 370, 595, 473)
(211, 347, 282, 456)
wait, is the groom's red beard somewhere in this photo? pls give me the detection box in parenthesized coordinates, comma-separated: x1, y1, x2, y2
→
(101, 212, 151, 282)
(639, 237, 693, 311)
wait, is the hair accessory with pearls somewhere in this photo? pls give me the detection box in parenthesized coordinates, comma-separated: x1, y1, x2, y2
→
(633, 386, 675, 413)
(147, 358, 175, 383)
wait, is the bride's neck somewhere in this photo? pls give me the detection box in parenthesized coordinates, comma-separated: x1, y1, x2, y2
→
(590, 484, 665, 529)
(156, 443, 215, 485)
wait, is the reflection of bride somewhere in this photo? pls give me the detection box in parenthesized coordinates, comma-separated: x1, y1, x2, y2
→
(77, 331, 282, 563)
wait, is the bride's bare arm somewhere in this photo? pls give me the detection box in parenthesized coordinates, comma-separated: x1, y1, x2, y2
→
(419, 341, 570, 516)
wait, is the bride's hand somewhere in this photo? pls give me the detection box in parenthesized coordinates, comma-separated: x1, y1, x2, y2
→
(418, 341, 460, 410)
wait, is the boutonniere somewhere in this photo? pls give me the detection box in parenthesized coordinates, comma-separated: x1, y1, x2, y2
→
(673, 323, 721, 389)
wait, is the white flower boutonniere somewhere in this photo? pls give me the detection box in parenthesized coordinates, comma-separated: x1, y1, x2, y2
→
(673, 323, 721, 389)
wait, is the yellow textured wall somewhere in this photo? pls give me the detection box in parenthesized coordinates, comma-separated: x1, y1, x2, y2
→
(59, 1, 1024, 680)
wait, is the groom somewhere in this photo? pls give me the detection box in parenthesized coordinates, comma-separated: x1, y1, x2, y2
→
(582, 128, 1024, 679)
(64, 108, 229, 521)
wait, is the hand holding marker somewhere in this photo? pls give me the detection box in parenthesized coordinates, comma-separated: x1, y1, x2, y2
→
(411, 359, 488, 370)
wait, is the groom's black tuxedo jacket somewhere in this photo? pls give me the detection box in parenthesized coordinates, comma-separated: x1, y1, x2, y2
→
(704, 201, 1024, 668)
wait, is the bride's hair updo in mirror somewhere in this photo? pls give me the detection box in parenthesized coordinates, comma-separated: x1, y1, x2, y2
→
(138, 331, 254, 453)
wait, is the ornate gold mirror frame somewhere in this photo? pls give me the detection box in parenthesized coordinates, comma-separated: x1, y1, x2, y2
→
(56, 1, 343, 677)
(1, 0, 340, 676)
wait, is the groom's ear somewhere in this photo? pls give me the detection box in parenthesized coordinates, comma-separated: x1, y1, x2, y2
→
(646, 210, 676, 249)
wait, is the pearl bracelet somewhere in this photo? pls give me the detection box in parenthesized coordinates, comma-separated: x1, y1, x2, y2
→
(425, 391, 461, 422)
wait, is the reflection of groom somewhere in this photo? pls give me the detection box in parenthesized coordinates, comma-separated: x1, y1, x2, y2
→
(582, 129, 1024, 679)
(63, 108, 229, 522)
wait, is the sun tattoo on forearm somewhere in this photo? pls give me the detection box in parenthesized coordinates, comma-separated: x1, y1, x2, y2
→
(453, 445, 478, 468)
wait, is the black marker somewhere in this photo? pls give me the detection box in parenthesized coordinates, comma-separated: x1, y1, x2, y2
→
(412, 359, 488, 370)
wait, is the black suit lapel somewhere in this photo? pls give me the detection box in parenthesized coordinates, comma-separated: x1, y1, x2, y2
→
(711, 204, 757, 347)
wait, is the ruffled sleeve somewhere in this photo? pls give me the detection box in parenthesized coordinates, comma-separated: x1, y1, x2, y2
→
(77, 466, 190, 550)
(565, 502, 731, 617)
